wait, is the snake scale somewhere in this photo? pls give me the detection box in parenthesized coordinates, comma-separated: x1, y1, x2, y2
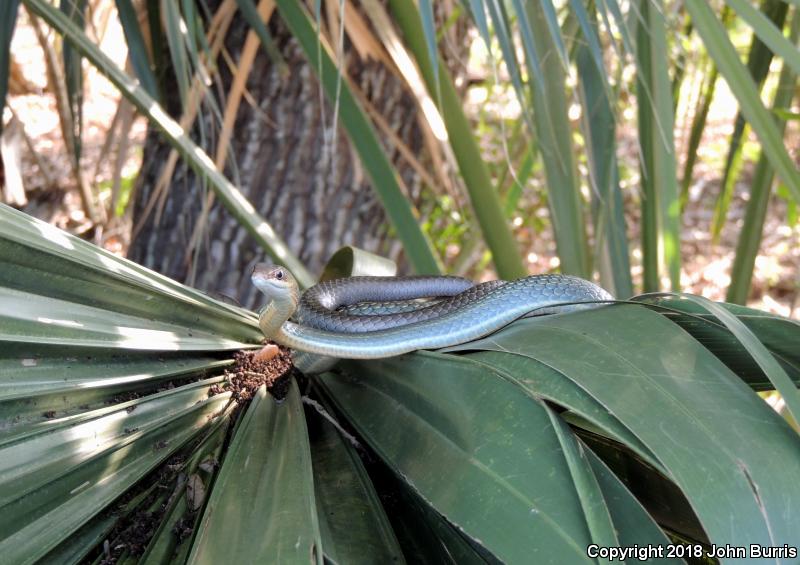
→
(252, 264, 613, 360)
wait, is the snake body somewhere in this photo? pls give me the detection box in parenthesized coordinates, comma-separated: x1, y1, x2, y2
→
(295, 276, 507, 333)
(252, 266, 613, 360)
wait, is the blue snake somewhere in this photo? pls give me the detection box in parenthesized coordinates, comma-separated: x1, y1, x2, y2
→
(252, 264, 613, 360)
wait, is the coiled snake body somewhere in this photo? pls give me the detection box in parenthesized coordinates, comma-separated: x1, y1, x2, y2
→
(252, 265, 613, 361)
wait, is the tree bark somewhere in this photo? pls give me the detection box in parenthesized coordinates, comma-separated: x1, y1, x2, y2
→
(129, 12, 429, 308)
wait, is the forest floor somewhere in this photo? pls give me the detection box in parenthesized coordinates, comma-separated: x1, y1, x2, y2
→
(4, 11, 799, 318)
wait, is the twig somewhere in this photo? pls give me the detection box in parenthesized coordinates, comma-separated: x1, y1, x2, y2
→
(301, 396, 363, 451)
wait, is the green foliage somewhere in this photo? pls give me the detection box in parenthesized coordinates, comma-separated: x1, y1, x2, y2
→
(712, 0, 789, 243)
(188, 383, 322, 564)
(389, 0, 527, 279)
(3, 0, 800, 559)
(728, 9, 800, 304)
(688, 1, 800, 206)
(115, 0, 159, 99)
(2, 207, 799, 561)
(635, 0, 681, 292)
(5, 0, 797, 304)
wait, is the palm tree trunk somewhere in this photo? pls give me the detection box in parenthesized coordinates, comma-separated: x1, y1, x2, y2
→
(128, 12, 433, 308)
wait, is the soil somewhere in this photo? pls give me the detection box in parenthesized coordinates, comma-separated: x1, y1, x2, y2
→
(209, 347, 294, 403)
(91, 348, 293, 562)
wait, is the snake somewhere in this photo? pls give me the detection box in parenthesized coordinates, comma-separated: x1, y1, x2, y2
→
(251, 264, 613, 360)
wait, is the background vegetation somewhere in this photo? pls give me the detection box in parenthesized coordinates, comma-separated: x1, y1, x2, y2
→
(2, 0, 798, 310)
(1, 0, 799, 562)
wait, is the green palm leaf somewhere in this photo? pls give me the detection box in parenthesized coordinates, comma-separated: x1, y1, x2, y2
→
(2, 203, 799, 561)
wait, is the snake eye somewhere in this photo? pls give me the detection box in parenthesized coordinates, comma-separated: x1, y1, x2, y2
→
(275, 269, 284, 280)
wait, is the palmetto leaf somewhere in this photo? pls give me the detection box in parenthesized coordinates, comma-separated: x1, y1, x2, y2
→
(188, 382, 322, 564)
(0, 203, 258, 562)
(6, 0, 800, 558)
(2, 201, 799, 561)
(314, 300, 800, 560)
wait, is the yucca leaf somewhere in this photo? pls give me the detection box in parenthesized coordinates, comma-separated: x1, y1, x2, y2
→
(60, 0, 86, 163)
(728, 10, 800, 304)
(712, 0, 788, 242)
(687, 0, 800, 203)
(188, 381, 323, 564)
(513, 0, 590, 277)
(389, 0, 527, 279)
(726, 0, 800, 77)
(20, 0, 314, 287)
(271, 0, 442, 276)
(115, 0, 160, 100)
(636, 0, 681, 291)
(575, 4, 633, 298)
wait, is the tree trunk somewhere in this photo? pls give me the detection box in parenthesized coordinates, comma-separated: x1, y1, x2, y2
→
(128, 11, 430, 309)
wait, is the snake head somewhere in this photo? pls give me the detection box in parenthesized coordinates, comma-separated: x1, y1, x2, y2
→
(251, 264, 298, 300)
